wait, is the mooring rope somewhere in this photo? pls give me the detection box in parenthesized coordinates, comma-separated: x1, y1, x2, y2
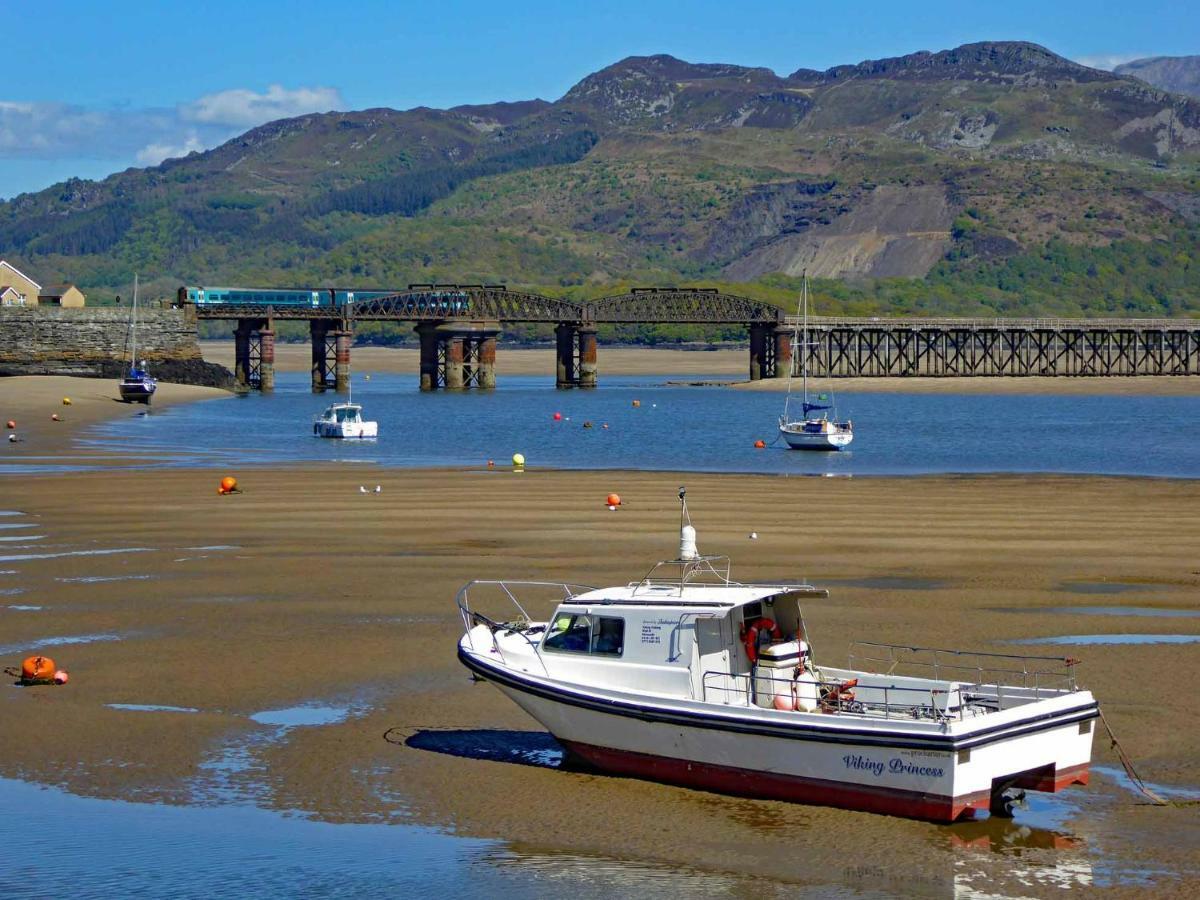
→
(1097, 708, 1170, 807)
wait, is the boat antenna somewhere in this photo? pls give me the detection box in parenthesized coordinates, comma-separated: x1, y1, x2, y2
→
(678, 486, 698, 561)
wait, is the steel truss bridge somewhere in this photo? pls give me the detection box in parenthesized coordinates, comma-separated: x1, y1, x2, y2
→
(178, 285, 1200, 390)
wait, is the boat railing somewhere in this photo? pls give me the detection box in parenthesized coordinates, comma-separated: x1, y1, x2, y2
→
(456, 579, 596, 675)
(847, 641, 1079, 697)
(700, 670, 972, 722)
(631, 555, 735, 595)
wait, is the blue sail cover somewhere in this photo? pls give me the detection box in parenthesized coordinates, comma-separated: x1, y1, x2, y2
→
(803, 393, 831, 415)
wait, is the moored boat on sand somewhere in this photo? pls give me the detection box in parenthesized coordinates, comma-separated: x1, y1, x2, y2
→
(456, 491, 1098, 822)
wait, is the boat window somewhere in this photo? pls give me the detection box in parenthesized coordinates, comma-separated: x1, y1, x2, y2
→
(591, 617, 624, 656)
(543, 613, 592, 652)
(543, 613, 624, 657)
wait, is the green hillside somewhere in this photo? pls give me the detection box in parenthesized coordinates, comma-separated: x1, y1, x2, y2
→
(2, 41, 1199, 326)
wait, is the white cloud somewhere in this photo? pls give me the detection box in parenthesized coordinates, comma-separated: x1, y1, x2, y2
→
(136, 134, 206, 166)
(181, 84, 343, 127)
(0, 83, 344, 188)
(1074, 53, 1148, 72)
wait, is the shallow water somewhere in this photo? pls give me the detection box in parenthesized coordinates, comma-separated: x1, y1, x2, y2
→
(992, 606, 1200, 618)
(821, 575, 949, 591)
(1009, 634, 1200, 646)
(0, 632, 124, 656)
(56, 573, 155, 584)
(1059, 581, 1178, 595)
(78, 372, 1200, 478)
(108, 703, 200, 714)
(249, 704, 352, 727)
(0, 547, 151, 563)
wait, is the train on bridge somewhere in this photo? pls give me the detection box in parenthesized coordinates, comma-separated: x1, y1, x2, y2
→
(179, 285, 486, 314)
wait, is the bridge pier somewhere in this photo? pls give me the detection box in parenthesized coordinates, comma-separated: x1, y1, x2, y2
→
(310, 320, 335, 392)
(773, 326, 792, 379)
(478, 335, 497, 389)
(748, 324, 773, 380)
(554, 323, 598, 388)
(234, 318, 268, 389)
(579, 327, 598, 388)
(555, 324, 577, 388)
(259, 325, 276, 392)
(415, 321, 502, 390)
(445, 337, 465, 390)
(335, 330, 352, 393)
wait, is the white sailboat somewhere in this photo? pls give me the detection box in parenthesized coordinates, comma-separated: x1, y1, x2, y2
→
(779, 274, 852, 450)
(118, 274, 157, 404)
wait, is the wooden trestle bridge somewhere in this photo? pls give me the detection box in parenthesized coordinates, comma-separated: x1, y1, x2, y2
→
(178, 285, 1200, 392)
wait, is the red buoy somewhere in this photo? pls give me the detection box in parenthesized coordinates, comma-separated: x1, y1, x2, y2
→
(754, 439, 766, 449)
(553, 412, 563, 421)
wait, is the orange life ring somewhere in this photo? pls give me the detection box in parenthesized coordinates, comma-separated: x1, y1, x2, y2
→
(743, 618, 782, 664)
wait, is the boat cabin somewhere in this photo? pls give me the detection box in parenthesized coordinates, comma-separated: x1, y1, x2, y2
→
(533, 575, 824, 701)
(318, 403, 365, 424)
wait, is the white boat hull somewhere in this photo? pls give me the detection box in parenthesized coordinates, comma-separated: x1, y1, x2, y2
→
(780, 426, 853, 450)
(314, 421, 378, 439)
(460, 644, 1096, 822)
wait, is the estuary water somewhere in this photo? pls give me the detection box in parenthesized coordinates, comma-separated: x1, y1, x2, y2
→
(80, 372, 1200, 478)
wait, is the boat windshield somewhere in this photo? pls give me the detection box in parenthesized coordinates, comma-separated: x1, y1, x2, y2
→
(335, 406, 361, 423)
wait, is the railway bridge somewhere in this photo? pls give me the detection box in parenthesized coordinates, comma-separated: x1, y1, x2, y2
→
(178, 285, 1200, 392)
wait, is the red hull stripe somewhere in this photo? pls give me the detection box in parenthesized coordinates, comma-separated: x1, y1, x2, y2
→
(560, 739, 992, 822)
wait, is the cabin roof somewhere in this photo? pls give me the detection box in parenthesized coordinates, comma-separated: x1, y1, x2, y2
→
(564, 582, 827, 612)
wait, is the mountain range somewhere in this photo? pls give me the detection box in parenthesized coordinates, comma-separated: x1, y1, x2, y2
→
(1115, 55, 1200, 99)
(1, 40, 1198, 323)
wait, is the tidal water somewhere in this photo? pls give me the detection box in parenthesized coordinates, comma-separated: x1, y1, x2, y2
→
(75, 372, 1200, 478)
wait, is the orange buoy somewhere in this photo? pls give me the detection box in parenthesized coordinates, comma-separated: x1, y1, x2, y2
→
(754, 439, 766, 449)
(631, 400, 640, 408)
(4, 420, 13, 429)
(21, 656, 56, 683)
(218, 476, 239, 495)
(606, 493, 622, 507)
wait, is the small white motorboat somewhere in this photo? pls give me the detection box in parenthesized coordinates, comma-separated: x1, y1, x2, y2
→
(313, 374, 377, 439)
(456, 490, 1098, 822)
(313, 401, 377, 439)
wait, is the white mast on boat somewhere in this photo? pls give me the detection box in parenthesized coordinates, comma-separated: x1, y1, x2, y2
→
(130, 273, 138, 372)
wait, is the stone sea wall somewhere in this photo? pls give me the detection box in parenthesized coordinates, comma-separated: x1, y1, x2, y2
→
(0, 306, 232, 386)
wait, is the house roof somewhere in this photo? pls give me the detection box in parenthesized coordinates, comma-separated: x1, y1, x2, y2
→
(39, 283, 79, 296)
(0, 260, 41, 291)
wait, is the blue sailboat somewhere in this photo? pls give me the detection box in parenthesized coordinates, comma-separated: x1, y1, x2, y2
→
(118, 274, 157, 404)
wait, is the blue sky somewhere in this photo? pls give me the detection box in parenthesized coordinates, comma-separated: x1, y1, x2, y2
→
(2, 0, 1196, 198)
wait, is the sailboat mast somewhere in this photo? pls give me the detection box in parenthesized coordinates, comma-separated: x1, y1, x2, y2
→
(801, 273, 809, 409)
(131, 274, 138, 369)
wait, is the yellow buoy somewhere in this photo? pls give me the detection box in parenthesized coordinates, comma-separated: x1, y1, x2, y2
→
(62, 398, 72, 406)
(512, 453, 525, 467)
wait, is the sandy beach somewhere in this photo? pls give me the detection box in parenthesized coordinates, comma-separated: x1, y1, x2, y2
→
(2, 375, 1198, 894)
(202, 341, 1200, 396)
